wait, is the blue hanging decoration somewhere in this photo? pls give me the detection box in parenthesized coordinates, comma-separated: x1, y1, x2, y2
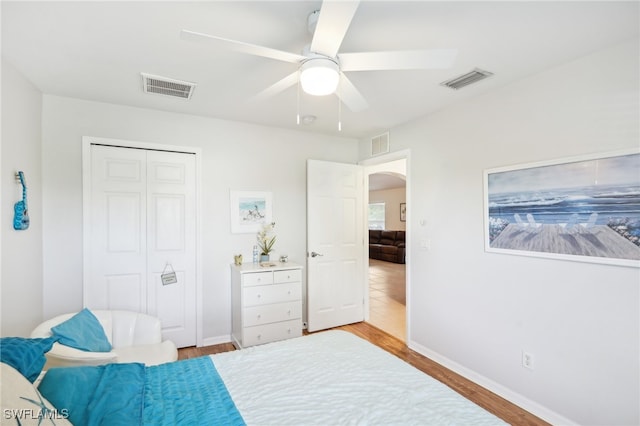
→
(13, 171, 30, 230)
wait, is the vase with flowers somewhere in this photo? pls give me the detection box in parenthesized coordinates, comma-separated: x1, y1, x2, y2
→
(257, 222, 276, 262)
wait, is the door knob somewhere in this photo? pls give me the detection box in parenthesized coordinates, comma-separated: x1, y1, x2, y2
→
(310, 251, 324, 257)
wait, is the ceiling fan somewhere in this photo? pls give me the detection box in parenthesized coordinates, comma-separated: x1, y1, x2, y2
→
(181, 1, 457, 113)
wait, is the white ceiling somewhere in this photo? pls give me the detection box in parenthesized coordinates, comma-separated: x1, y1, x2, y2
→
(2, 1, 638, 139)
(369, 172, 406, 191)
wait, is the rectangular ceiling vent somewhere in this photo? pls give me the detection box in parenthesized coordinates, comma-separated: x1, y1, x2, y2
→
(141, 73, 196, 100)
(371, 132, 390, 157)
(440, 68, 494, 90)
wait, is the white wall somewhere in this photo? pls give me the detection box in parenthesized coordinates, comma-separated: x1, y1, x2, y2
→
(1, 59, 43, 336)
(369, 188, 406, 231)
(359, 39, 639, 425)
(40, 95, 358, 342)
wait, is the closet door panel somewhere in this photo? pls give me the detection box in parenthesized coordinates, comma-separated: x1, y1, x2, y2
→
(106, 193, 142, 252)
(153, 195, 185, 251)
(105, 274, 144, 312)
(86, 146, 147, 311)
(146, 151, 197, 348)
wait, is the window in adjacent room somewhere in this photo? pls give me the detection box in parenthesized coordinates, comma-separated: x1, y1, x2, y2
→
(368, 202, 385, 230)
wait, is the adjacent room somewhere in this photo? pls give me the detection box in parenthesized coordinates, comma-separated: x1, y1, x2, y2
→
(367, 161, 407, 341)
(2, 1, 638, 425)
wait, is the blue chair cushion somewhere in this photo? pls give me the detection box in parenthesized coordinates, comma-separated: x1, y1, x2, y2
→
(51, 308, 112, 352)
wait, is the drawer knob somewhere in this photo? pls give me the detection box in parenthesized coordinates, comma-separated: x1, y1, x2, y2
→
(287, 310, 291, 315)
(257, 314, 261, 319)
(257, 334, 261, 340)
(257, 294, 261, 298)
(287, 328, 291, 334)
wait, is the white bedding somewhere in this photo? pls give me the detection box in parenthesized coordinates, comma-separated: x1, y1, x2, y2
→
(211, 330, 507, 425)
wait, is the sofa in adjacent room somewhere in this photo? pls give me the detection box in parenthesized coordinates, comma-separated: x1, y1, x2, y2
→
(369, 230, 406, 264)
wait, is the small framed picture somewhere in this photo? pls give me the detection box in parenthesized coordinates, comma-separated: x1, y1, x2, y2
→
(400, 203, 406, 222)
(230, 190, 273, 233)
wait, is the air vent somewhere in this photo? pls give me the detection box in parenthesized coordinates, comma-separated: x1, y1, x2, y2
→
(141, 73, 196, 99)
(371, 132, 390, 156)
(440, 68, 493, 90)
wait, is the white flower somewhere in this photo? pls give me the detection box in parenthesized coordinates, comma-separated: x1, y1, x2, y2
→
(257, 222, 276, 255)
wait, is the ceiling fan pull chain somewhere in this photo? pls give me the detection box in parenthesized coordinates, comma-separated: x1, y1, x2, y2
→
(296, 72, 301, 125)
(338, 81, 342, 132)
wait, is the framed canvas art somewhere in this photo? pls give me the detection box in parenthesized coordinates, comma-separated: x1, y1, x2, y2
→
(484, 149, 640, 267)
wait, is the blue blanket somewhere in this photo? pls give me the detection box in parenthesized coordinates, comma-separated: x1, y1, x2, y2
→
(38, 357, 245, 426)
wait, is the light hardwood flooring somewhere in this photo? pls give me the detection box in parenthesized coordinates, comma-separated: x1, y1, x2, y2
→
(178, 322, 548, 425)
(368, 258, 406, 341)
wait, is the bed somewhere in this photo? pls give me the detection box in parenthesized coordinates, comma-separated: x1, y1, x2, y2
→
(1, 331, 507, 425)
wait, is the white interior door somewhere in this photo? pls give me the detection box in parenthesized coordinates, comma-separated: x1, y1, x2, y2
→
(146, 150, 196, 348)
(86, 145, 148, 313)
(85, 144, 197, 347)
(307, 159, 364, 332)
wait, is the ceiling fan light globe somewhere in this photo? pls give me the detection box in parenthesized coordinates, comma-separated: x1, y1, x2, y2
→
(300, 58, 339, 96)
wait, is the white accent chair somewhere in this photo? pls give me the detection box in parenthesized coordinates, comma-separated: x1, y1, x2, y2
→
(31, 310, 178, 369)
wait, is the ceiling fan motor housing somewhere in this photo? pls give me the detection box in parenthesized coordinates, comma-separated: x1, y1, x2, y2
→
(300, 57, 340, 96)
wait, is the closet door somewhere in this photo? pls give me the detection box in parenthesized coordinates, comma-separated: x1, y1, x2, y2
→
(86, 146, 148, 313)
(85, 144, 197, 347)
(146, 150, 196, 348)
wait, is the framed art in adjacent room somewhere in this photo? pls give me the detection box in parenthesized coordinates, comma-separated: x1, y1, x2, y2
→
(230, 190, 272, 233)
(400, 203, 406, 222)
(484, 149, 640, 267)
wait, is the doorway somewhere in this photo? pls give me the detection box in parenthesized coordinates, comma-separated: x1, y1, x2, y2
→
(365, 157, 407, 342)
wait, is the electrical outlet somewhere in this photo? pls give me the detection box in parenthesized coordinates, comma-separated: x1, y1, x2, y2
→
(522, 351, 534, 370)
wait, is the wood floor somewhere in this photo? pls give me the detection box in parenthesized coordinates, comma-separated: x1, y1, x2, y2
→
(178, 322, 549, 426)
(368, 258, 406, 341)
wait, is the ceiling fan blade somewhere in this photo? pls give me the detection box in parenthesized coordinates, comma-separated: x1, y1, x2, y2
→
(339, 49, 458, 71)
(249, 71, 299, 104)
(337, 73, 368, 112)
(310, 1, 360, 58)
(181, 30, 305, 64)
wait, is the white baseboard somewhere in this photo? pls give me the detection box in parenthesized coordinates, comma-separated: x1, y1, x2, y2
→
(408, 339, 576, 426)
(201, 334, 232, 347)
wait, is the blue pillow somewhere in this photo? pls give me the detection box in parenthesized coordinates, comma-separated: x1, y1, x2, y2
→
(0, 336, 58, 382)
(51, 308, 112, 352)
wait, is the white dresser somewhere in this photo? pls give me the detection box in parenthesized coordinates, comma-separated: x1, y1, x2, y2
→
(231, 262, 303, 349)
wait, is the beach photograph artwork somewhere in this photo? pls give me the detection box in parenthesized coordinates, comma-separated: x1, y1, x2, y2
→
(485, 151, 640, 266)
(238, 196, 266, 224)
(230, 191, 272, 233)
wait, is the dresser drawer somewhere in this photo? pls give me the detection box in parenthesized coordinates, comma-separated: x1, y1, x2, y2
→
(243, 301, 302, 327)
(243, 283, 301, 307)
(274, 269, 302, 284)
(242, 272, 274, 287)
(242, 319, 302, 347)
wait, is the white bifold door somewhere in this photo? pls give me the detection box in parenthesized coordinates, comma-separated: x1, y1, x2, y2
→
(84, 144, 197, 348)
